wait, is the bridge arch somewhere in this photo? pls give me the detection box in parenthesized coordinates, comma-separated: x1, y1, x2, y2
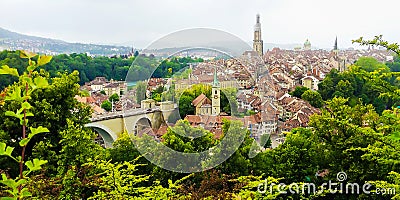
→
(133, 116, 153, 136)
(85, 123, 117, 148)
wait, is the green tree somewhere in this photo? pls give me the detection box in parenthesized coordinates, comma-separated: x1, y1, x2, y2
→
(221, 88, 238, 115)
(215, 119, 256, 176)
(35, 120, 103, 198)
(135, 81, 147, 104)
(0, 50, 158, 89)
(355, 57, 390, 72)
(301, 90, 324, 108)
(317, 65, 399, 113)
(80, 89, 90, 97)
(176, 84, 212, 118)
(178, 94, 195, 118)
(289, 86, 310, 98)
(106, 132, 154, 176)
(150, 120, 217, 184)
(108, 93, 119, 102)
(335, 79, 354, 98)
(101, 100, 112, 111)
(56, 120, 102, 174)
(151, 86, 164, 102)
(255, 127, 324, 183)
(308, 97, 386, 183)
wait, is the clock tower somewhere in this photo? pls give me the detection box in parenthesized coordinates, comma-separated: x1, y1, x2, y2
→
(212, 66, 220, 116)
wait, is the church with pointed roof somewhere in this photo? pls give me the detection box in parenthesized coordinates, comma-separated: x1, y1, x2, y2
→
(191, 66, 221, 116)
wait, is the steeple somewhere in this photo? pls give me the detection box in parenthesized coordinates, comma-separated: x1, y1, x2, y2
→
(211, 65, 220, 115)
(333, 36, 339, 56)
(253, 14, 263, 57)
(212, 65, 219, 87)
(334, 36, 338, 51)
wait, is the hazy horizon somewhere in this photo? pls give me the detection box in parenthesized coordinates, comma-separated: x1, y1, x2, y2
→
(0, 0, 399, 49)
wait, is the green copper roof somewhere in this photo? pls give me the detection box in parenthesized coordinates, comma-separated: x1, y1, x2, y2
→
(213, 66, 219, 87)
(304, 39, 311, 46)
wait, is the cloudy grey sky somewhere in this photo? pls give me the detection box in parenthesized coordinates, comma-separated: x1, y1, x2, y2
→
(0, 0, 399, 49)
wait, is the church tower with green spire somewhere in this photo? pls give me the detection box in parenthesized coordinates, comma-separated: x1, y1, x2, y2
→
(212, 66, 220, 116)
(333, 36, 339, 55)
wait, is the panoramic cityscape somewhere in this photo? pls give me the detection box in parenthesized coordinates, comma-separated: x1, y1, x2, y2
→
(0, 0, 399, 199)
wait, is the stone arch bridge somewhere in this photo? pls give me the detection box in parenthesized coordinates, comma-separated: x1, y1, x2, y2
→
(85, 105, 176, 147)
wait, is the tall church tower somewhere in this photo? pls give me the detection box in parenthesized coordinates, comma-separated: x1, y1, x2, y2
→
(211, 66, 221, 116)
(333, 36, 339, 56)
(253, 14, 263, 57)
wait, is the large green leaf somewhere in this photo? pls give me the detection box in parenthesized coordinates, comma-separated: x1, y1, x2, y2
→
(0, 65, 19, 77)
(0, 173, 17, 190)
(37, 55, 52, 66)
(21, 102, 32, 110)
(0, 142, 14, 158)
(27, 64, 37, 72)
(19, 50, 37, 59)
(29, 126, 49, 139)
(20, 187, 32, 198)
(4, 111, 23, 121)
(19, 138, 30, 147)
(25, 158, 48, 172)
(5, 87, 23, 102)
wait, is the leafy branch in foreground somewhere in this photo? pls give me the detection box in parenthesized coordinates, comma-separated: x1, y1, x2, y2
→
(0, 50, 51, 199)
(352, 35, 400, 55)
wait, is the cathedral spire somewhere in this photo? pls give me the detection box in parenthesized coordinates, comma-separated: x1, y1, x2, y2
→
(253, 14, 263, 56)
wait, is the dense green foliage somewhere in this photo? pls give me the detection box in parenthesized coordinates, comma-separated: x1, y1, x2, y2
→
(101, 100, 112, 111)
(290, 86, 310, 98)
(387, 56, 400, 72)
(0, 50, 137, 87)
(0, 50, 203, 90)
(108, 93, 120, 102)
(318, 58, 400, 113)
(0, 51, 51, 199)
(135, 81, 147, 104)
(354, 57, 390, 72)
(301, 90, 324, 108)
(152, 57, 203, 78)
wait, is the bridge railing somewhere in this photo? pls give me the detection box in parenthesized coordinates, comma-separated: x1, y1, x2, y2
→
(91, 107, 161, 122)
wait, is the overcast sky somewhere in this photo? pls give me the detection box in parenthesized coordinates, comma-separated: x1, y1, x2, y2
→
(0, 0, 399, 49)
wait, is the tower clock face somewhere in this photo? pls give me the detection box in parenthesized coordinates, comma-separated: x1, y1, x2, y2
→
(214, 95, 219, 99)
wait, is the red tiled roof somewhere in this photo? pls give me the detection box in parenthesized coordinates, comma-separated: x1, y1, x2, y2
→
(185, 115, 201, 124)
(192, 94, 211, 107)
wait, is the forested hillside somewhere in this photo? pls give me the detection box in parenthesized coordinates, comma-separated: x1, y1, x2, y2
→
(0, 50, 203, 89)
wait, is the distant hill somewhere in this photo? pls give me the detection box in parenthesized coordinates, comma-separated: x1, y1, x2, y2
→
(0, 27, 131, 56)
